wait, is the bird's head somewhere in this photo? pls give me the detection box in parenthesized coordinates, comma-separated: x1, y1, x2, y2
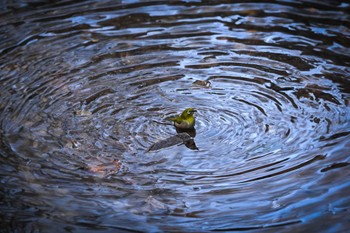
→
(181, 108, 196, 119)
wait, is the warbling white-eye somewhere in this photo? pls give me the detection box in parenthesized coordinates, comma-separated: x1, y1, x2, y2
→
(168, 108, 196, 129)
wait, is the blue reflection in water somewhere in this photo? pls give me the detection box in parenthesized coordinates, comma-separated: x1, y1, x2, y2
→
(0, 0, 350, 232)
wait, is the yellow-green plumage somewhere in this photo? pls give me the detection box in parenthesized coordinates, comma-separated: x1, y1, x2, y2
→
(169, 108, 196, 129)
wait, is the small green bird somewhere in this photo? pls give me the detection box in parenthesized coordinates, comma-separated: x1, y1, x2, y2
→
(168, 108, 196, 129)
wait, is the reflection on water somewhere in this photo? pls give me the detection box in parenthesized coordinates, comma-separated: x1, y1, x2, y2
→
(1, 0, 350, 232)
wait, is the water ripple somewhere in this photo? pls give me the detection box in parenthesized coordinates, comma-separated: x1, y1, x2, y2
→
(1, 0, 350, 232)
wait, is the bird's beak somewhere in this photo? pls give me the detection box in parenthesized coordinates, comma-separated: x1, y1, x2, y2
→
(190, 109, 197, 113)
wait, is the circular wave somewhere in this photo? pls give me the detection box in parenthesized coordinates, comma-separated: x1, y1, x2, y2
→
(1, 0, 350, 232)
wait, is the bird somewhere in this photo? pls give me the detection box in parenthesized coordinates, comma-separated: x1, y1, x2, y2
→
(168, 108, 196, 129)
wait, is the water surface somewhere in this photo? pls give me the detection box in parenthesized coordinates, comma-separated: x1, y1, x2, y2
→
(1, 0, 350, 232)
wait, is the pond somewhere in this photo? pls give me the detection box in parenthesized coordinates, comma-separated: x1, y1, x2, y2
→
(1, 0, 350, 232)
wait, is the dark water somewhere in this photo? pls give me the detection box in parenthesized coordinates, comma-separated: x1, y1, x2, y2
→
(1, 0, 350, 232)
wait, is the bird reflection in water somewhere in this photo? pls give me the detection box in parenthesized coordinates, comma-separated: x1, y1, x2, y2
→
(175, 127, 198, 150)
